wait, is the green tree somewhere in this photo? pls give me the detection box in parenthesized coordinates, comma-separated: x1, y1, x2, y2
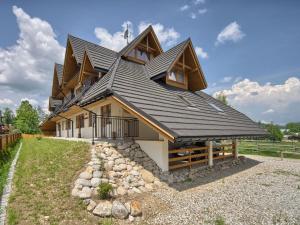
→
(14, 100, 40, 134)
(286, 122, 300, 134)
(36, 105, 48, 123)
(215, 92, 228, 105)
(265, 123, 283, 141)
(3, 107, 15, 125)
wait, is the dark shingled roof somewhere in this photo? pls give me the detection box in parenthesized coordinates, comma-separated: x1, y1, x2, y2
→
(68, 35, 117, 69)
(145, 39, 189, 79)
(50, 27, 266, 140)
(55, 63, 63, 86)
(79, 57, 266, 140)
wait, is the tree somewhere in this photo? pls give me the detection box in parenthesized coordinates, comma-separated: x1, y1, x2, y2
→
(215, 92, 228, 105)
(14, 100, 40, 134)
(286, 122, 300, 134)
(3, 107, 15, 125)
(36, 105, 47, 123)
(265, 123, 283, 141)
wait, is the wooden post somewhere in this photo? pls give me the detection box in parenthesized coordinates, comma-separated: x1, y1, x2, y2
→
(233, 139, 238, 159)
(0, 136, 2, 151)
(208, 141, 213, 167)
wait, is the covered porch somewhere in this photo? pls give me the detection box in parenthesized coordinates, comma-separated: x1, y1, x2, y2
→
(168, 140, 239, 170)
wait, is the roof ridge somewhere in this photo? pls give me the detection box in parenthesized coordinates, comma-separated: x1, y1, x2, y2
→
(107, 57, 121, 91)
(68, 34, 118, 54)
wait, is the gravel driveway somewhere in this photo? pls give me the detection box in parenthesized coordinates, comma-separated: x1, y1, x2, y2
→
(139, 156, 300, 225)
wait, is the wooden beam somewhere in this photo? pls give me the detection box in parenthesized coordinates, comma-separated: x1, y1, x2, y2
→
(83, 71, 98, 77)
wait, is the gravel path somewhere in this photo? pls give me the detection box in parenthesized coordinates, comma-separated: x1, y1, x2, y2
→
(140, 156, 300, 225)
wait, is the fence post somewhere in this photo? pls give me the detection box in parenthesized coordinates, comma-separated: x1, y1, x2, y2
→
(208, 141, 213, 167)
(0, 136, 2, 151)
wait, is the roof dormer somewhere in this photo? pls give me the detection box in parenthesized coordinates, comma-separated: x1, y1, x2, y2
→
(120, 26, 163, 64)
(147, 39, 207, 91)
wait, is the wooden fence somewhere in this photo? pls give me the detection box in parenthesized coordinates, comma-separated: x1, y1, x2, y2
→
(0, 133, 22, 151)
(239, 140, 300, 158)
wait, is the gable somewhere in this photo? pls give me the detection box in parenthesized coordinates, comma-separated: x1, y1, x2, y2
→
(61, 39, 79, 86)
(120, 26, 163, 64)
(79, 51, 99, 85)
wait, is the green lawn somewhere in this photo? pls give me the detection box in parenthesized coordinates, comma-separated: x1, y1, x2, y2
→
(239, 140, 300, 159)
(7, 138, 100, 225)
(0, 141, 21, 197)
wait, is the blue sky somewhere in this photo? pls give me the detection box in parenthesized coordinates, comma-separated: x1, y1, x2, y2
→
(0, 0, 299, 124)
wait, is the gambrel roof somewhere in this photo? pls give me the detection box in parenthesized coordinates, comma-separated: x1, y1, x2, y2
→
(48, 26, 267, 141)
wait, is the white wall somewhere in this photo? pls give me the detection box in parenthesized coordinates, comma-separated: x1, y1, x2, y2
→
(136, 137, 169, 171)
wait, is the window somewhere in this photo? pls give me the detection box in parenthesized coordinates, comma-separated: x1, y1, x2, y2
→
(208, 102, 224, 112)
(127, 48, 150, 62)
(66, 120, 71, 130)
(136, 49, 149, 62)
(76, 114, 84, 128)
(178, 95, 199, 110)
(169, 71, 177, 81)
(168, 69, 185, 84)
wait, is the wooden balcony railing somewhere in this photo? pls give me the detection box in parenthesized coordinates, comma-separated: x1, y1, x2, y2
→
(169, 146, 209, 170)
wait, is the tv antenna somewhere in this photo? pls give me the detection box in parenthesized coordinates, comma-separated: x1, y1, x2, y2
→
(123, 23, 131, 45)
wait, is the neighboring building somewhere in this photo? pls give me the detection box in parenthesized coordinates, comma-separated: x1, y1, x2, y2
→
(41, 26, 266, 171)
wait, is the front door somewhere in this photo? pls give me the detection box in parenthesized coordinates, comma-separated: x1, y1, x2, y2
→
(101, 104, 111, 138)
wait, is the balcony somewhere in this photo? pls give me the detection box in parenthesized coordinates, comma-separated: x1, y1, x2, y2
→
(95, 116, 139, 139)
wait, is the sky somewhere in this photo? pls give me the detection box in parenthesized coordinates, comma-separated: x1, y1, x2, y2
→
(0, 0, 299, 125)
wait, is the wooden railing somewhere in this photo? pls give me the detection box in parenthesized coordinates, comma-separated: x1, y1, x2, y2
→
(213, 144, 235, 160)
(169, 146, 209, 170)
(0, 133, 21, 151)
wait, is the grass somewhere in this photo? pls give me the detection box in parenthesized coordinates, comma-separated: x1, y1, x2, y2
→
(214, 216, 226, 225)
(6, 138, 100, 225)
(239, 140, 300, 159)
(0, 140, 21, 197)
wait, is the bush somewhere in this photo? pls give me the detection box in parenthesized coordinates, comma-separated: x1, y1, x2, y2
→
(98, 183, 113, 199)
(36, 136, 42, 141)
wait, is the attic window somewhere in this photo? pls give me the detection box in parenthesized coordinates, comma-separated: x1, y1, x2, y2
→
(208, 102, 224, 112)
(178, 95, 197, 108)
(168, 69, 185, 84)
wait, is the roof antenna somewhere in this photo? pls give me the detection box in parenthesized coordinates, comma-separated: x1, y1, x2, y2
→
(123, 23, 130, 45)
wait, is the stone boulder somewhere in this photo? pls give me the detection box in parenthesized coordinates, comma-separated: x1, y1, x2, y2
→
(79, 171, 92, 180)
(141, 169, 155, 183)
(79, 187, 92, 199)
(130, 200, 142, 217)
(112, 200, 129, 219)
(91, 178, 101, 187)
(93, 201, 112, 217)
(87, 200, 97, 212)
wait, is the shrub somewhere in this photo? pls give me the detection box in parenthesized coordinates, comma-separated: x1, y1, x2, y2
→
(36, 136, 42, 141)
(98, 183, 113, 199)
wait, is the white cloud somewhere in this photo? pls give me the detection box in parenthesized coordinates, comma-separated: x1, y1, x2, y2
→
(194, 0, 205, 5)
(198, 8, 208, 14)
(94, 21, 133, 51)
(215, 21, 245, 45)
(138, 22, 180, 47)
(189, 13, 197, 19)
(262, 109, 274, 114)
(21, 97, 39, 106)
(221, 76, 233, 83)
(95, 21, 180, 51)
(0, 98, 14, 105)
(0, 6, 65, 115)
(214, 77, 300, 123)
(195, 46, 208, 59)
(180, 5, 190, 11)
(0, 6, 65, 92)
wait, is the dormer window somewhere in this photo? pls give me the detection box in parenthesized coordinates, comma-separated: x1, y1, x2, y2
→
(127, 48, 150, 63)
(168, 69, 185, 84)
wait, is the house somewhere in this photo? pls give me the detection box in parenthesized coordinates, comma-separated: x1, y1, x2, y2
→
(41, 26, 266, 171)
